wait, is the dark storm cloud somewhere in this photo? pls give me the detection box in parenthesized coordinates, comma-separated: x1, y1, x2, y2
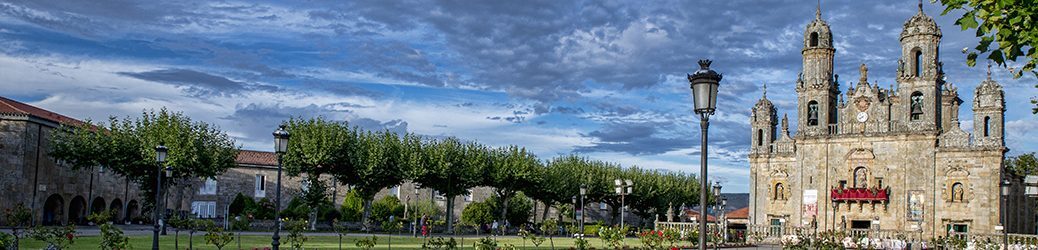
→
(118, 69, 279, 97)
(576, 121, 692, 155)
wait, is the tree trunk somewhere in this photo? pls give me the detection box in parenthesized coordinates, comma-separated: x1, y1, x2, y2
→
(174, 230, 179, 250)
(446, 196, 455, 233)
(500, 193, 511, 233)
(189, 231, 194, 250)
(363, 198, 374, 232)
(541, 202, 550, 224)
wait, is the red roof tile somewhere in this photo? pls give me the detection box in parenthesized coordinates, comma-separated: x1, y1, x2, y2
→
(684, 210, 718, 222)
(726, 207, 749, 219)
(236, 150, 277, 166)
(0, 96, 84, 125)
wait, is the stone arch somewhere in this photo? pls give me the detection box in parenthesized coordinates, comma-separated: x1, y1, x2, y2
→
(983, 116, 990, 137)
(109, 199, 123, 222)
(807, 100, 819, 126)
(774, 182, 786, 200)
(42, 194, 65, 226)
(810, 32, 819, 47)
(950, 182, 964, 202)
(68, 196, 86, 225)
(853, 167, 869, 188)
(91, 197, 107, 215)
(757, 129, 764, 146)
(913, 48, 923, 76)
(126, 200, 140, 223)
(910, 92, 924, 121)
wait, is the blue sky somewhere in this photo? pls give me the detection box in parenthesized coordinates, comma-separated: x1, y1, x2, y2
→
(1, 0, 1035, 193)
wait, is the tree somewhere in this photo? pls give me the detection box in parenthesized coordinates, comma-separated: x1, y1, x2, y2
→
(50, 109, 238, 210)
(371, 195, 405, 226)
(340, 130, 415, 231)
(340, 190, 364, 222)
(938, 0, 1038, 113)
(413, 137, 486, 233)
(483, 145, 540, 230)
(1008, 153, 1038, 177)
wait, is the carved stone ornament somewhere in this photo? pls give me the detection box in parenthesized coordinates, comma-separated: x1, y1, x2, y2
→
(855, 97, 871, 112)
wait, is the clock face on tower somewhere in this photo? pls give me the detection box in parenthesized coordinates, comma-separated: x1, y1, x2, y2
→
(856, 112, 869, 123)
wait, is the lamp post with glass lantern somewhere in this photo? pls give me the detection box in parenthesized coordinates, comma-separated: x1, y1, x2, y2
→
(688, 59, 721, 250)
(1002, 177, 1011, 248)
(720, 197, 727, 248)
(271, 125, 290, 250)
(152, 145, 167, 250)
(614, 179, 633, 229)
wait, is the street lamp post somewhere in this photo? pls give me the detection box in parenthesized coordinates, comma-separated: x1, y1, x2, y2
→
(614, 179, 633, 229)
(580, 185, 587, 235)
(688, 59, 721, 250)
(1002, 178, 1011, 248)
(712, 181, 722, 250)
(152, 145, 167, 250)
(720, 197, 727, 247)
(272, 125, 290, 250)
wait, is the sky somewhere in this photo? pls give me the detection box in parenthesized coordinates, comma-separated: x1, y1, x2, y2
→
(1, 0, 1036, 193)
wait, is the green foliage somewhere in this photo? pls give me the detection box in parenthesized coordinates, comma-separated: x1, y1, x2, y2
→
(29, 225, 76, 249)
(355, 235, 378, 250)
(230, 215, 251, 231)
(49, 109, 238, 208)
(88, 211, 130, 250)
(0, 232, 13, 249)
(598, 226, 627, 248)
(202, 220, 233, 250)
(371, 195, 405, 225)
(1008, 153, 1038, 177)
(485, 193, 534, 226)
(281, 117, 354, 177)
(4, 203, 32, 227)
(461, 200, 495, 227)
(413, 137, 487, 232)
(227, 192, 257, 217)
(347, 131, 419, 229)
(407, 201, 443, 220)
(573, 236, 589, 250)
(938, 0, 1038, 113)
(540, 219, 558, 237)
(421, 237, 458, 249)
(341, 190, 364, 222)
(475, 236, 497, 250)
(939, 0, 1038, 78)
(285, 219, 309, 250)
(254, 198, 275, 220)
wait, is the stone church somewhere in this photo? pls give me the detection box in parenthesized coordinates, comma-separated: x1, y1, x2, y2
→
(747, 4, 1009, 236)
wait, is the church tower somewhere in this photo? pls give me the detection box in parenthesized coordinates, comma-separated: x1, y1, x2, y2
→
(973, 65, 1005, 148)
(751, 84, 777, 154)
(796, 5, 839, 137)
(896, 2, 944, 131)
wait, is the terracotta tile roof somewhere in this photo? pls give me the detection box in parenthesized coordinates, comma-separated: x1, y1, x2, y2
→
(236, 150, 277, 166)
(0, 96, 84, 125)
(726, 207, 749, 219)
(684, 210, 718, 222)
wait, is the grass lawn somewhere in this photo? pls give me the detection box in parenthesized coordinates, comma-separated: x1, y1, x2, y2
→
(15, 234, 656, 249)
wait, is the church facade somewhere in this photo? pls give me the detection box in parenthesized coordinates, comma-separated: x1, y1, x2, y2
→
(747, 5, 1008, 236)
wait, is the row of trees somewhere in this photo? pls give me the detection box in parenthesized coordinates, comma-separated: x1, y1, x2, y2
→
(50, 112, 710, 233)
(279, 117, 709, 232)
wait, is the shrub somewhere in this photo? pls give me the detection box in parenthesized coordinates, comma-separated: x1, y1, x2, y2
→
(255, 198, 275, 220)
(355, 235, 377, 250)
(485, 193, 534, 226)
(88, 211, 129, 250)
(422, 237, 458, 249)
(371, 195, 404, 225)
(285, 219, 309, 249)
(461, 201, 494, 230)
(29, 225, 76, 249)
(341, 190, 364, 222)
(475, 236, 497, 250)
(598, 226, 627, 248)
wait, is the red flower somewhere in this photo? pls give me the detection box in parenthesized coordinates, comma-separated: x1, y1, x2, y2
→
(658, 231, 663, 236)
(65, 233, 74, 240)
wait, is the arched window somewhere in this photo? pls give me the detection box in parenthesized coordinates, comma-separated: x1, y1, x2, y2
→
(807, 101, 819, 126)
(910, 92, 924, 121)
(853, 167, 868, 188)
(983, 116, 990, 137)
(951, 182, 964, 202)
(757, 129, 764, 146)
(774, 183, 785, 200)
(913, 49, 923, 76)
(810, 32, 819, 47)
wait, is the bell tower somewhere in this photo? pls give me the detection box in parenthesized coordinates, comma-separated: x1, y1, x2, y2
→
(973, 65, 1005, 148)
(796, 4, 840, 137)
(896, 1, 943, 131)
(751, 84, 777, 154)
